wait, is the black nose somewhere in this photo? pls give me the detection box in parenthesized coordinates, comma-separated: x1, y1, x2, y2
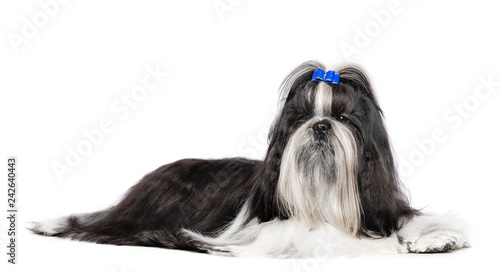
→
(313, 121, 331, 136)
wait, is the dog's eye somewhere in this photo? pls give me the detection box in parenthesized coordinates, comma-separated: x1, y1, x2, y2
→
(338, 115, 345, 121)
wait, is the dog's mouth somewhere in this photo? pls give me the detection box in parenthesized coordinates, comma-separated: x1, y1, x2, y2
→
(312, 131, 330, 143)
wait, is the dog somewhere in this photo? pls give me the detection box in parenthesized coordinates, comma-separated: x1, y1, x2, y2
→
(31, 61, 469, 257)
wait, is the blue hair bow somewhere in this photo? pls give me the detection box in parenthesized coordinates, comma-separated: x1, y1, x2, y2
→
(311, 68, 340, 85)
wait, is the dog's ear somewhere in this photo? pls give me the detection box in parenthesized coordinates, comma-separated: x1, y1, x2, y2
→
(338, 66, 418, 236)
(247, 142, 286, 222)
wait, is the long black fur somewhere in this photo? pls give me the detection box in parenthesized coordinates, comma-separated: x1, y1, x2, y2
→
(31, 61, 418, 251)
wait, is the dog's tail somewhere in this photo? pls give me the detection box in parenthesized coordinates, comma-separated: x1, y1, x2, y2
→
(28, 208, 206, 251)
(29, 209, 113, 242)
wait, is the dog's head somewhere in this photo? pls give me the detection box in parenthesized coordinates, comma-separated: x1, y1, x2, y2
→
(250, 61, 415, 237)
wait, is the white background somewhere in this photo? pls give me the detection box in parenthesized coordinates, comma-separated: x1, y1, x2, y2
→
(1, 0, 499, 271)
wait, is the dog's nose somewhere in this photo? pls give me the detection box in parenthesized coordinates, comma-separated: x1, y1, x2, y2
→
(313, 121, 331, 135)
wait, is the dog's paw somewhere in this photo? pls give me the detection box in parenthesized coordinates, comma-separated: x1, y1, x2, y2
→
(407, 229, 470, 253)
(398, 214, 470, 254)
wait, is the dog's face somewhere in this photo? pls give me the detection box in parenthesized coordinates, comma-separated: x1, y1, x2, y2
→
(251, 61, 411, 237)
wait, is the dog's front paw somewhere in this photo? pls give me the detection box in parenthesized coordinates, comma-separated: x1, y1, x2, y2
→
(407, 229, 470, 253)
(398, 214, 470, 254)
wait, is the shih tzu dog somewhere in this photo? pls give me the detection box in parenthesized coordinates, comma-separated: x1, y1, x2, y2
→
(32, 61, 469, 257)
